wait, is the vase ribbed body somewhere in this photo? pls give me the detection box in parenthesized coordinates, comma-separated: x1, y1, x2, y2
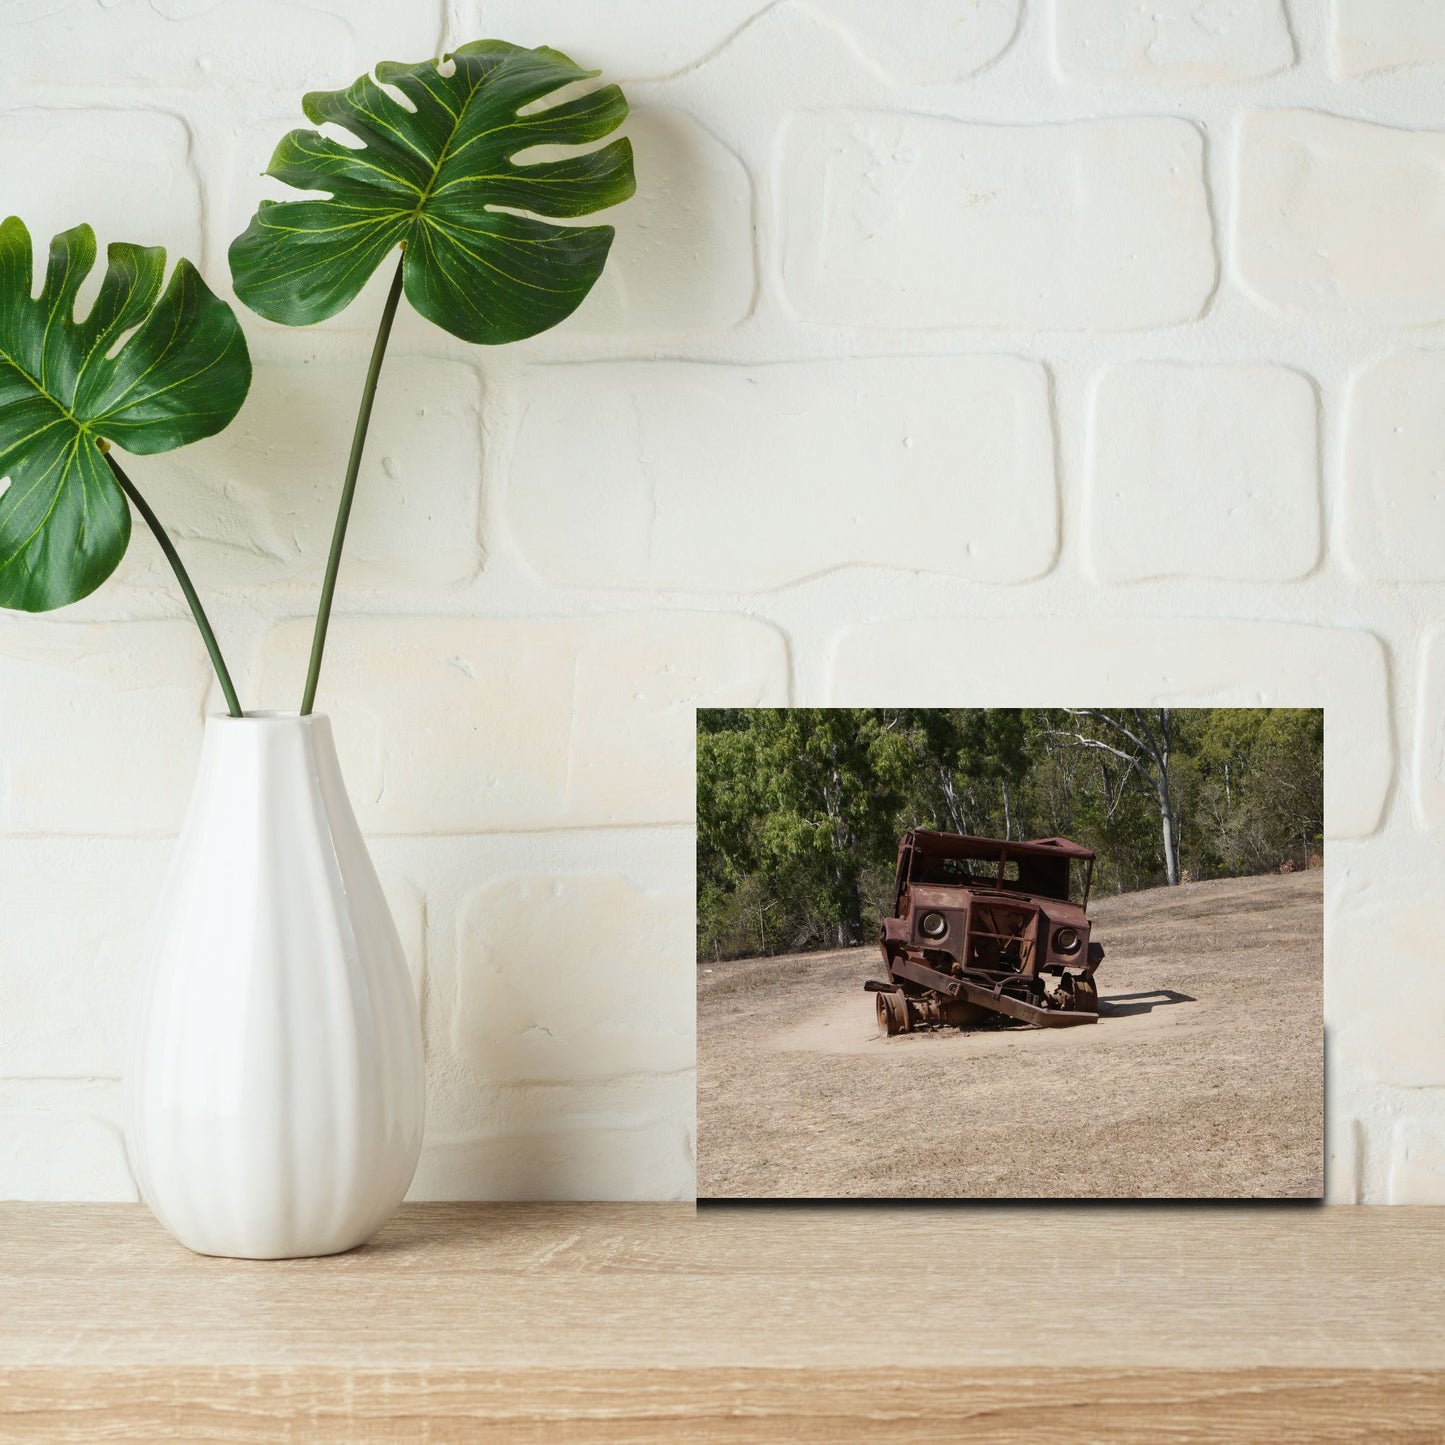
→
(125, 713, 424, 1259)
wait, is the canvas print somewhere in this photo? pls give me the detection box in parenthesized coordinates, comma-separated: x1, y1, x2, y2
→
(696, 707, 1324, 1199)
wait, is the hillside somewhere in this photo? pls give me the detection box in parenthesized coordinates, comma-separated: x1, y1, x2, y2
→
(697, 870, 1323, 1199)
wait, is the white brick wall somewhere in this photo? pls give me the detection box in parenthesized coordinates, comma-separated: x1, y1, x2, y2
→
(505, 358, 1056, 589)
(1, 0, 1442, 1203)
(1055, 0, 1294, 84)
(1236, 111, 1445, 325)
(1086, 363, 1321, 583)
(779, 112, 1214, 331)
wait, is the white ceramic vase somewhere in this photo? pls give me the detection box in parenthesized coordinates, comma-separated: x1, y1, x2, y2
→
(125, 712, 425, 1259)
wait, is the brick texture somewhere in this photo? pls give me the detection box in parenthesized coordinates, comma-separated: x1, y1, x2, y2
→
(0, 1112, 137, 1202)
(1411, 630, 1445, 828)
(252, 614, 789, 833)
(121, 359, 485, 593)
(560, 109, 755, 339)
(1236, 111, 1445, 324)
(779, 112, 1214, 330)
(1387, 1120, 1445, 1204)
(1332, 0, 1445, 77)
(0, 1, 1437, 1204)
(0, 109, 200, 260)
(1342, 354, 1445, 582)
(1055, 0, 1293, 83)
(451, 875, 694, 1083)
(0, 842, 166, 1078)
(1087, 364, 1319, 582)
(506, 358, 1056, 590)
(1328, 864, 1445, 1089)
(3, 0, 440, 88)
(0, 622, 213, 836)
(448, 0, 1019, 84)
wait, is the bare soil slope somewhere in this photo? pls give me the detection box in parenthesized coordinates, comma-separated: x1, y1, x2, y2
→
(697, 870, 1323, 1199)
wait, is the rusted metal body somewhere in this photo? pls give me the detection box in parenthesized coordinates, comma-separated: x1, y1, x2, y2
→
(869, 829, 1105, 1034)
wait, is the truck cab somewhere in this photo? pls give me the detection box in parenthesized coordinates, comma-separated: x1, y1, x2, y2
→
(873, 830, 1104, 1034)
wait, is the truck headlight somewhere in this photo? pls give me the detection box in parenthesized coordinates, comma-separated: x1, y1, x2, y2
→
(1053, 926, 1081, 954)
(920, 911, 947, 939)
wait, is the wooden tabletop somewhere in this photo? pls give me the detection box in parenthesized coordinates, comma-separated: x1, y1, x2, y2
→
(1, 1203, 1442, 1441)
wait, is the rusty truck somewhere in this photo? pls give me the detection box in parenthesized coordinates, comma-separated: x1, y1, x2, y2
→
(868, 829, 1105, 1034)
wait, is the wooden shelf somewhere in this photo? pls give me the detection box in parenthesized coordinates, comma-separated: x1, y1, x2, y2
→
(2, 1203, 1442, 1440)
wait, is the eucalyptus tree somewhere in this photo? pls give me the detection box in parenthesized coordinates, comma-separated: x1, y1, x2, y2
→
(1051, 709, 1183, 885)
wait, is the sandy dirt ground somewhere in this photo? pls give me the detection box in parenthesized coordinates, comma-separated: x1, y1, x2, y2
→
(697, 870, 1323, 1199)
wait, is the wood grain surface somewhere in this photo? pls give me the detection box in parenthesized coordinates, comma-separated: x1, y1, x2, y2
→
(1, 1203, 1441, 1441)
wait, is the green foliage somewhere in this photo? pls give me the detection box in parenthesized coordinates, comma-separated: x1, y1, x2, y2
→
(1192, 707, 1325, 875)
(229, 41, 636, 344)
(697, 708, 1325, 960)
(698, 709, 916, 947)
(0, 218, 251, 611)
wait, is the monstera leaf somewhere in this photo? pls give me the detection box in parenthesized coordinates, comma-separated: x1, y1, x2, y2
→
(229, 40, 635, 344)
(0, 218, 251, 612)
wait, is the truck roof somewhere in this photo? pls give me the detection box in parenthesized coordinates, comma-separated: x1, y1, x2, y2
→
(903, 829, 1096, 863)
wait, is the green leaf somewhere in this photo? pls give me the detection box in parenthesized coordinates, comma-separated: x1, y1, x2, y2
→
(229, 40, 636, 345)
(0, 217, 252, 612)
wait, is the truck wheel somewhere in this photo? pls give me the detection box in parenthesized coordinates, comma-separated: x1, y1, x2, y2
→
(876, 990, 909, 1036)
(1071, 977, 1099, 1014)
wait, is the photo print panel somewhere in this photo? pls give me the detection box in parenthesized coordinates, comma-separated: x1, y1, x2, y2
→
(695, 707, 1324, 1200)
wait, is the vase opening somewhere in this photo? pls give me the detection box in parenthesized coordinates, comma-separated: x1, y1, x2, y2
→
(209, 710, 326, 723)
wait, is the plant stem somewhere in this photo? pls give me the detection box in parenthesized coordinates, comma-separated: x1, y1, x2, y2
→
(105, 450, 244, 719)
(299, 254, 406, 716)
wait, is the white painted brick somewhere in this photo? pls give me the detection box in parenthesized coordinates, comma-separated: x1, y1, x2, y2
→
(0, 1112, 137, 1202)
(814, 0, 1021, 84)
(1328, 868, 1445, 1088)
(3, 0, 440, 89)
(558, 109, 754, 340)
(254, 613, 789, 833)
(1332, 0, 1445, 77)
(827, 618, 1387, 838)
(1236, 111, 1445, 325)
(779, 112, 1214, 331)
(1387, 1118, 1445, 1204)
(0, 841, 164, 1078)
(1411, 630, 1445, 828)
(453, 0, 1019, 84)
(1342, 354, 1445, 582)
(411, 1117, 693, 1201)
(0, 109, 199, 262)
(1055, 0, 1293, 84)
(120, 360, 484, 593)
(1325, 1115, 1362, 1206)
(0, 622, 212, 835)
(451, 875, 692, 1083)
(447, 0, 767, 79)
(1087, 364, 1319, 583)
(506, 358, 1056, 592)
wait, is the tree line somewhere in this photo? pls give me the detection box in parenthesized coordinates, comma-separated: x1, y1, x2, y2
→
(697, 708, 1324, 961)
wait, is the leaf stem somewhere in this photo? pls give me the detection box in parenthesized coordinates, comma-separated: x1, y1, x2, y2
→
(104, 450, 244, 719)
(299, 254, 406, 716)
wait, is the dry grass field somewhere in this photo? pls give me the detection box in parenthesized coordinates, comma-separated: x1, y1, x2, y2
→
(697, 870, 1323, 1199)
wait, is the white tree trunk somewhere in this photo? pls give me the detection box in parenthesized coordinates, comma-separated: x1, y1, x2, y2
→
(1158, 778, 1180, 885)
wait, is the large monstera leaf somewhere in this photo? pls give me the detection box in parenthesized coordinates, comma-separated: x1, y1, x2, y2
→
(229, 40, 635, 344)
(0, 218, 251, 612)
